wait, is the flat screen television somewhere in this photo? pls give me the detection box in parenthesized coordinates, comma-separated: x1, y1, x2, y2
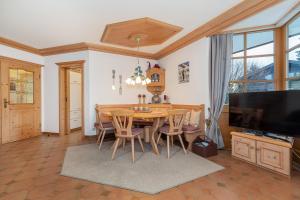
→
(229, 90, 300, 137)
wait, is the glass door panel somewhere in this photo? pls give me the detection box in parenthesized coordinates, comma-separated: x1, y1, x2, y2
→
(9, 69, 34, 104)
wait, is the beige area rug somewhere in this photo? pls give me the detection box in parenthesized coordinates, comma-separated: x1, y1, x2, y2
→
(61, 142, 224, 194)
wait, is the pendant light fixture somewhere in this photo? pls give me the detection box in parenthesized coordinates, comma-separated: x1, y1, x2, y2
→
(126, 36, 151, 86)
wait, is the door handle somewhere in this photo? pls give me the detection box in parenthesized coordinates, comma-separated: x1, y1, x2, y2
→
(3, 98, 9, 108)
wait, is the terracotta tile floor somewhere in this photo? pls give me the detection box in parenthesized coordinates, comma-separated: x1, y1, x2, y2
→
(0, 132, 300, 200)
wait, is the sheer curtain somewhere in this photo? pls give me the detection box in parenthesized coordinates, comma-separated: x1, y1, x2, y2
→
(207, 34, 233, 149)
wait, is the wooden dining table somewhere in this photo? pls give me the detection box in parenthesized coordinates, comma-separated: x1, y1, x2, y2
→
(101, 109, 168, 155)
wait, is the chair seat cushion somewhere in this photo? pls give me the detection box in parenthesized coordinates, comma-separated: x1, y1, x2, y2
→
(103, 122, 114, 129)
(132, 128, 144, 135)
(183, 124, 200, 133)
(159, 126, 169, 133)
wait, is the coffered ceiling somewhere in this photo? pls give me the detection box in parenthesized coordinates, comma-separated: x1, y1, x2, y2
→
(0, 0, 241, 53)
(0, 0, 298, 58)
(101, 18, 182, 48)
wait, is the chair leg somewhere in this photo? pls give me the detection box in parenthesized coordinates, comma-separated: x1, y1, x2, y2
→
(111, 138, 120, 160)
(97, 129, 103, 144)
(167, 135, 170, 159)
(131, 138, 135, 163)
(111, 140, 116, 150)
(137, 135, 144, 152)
(178, 134, 187, 154)
(171, 136, 174, 147)
(157, 132, 162, 144)
(99, 130, 106, 150)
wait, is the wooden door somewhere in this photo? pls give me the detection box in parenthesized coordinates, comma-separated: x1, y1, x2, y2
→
(232, 135, 256, 164)
(0, 58, 41, 144)
(256, 141, 290, 175)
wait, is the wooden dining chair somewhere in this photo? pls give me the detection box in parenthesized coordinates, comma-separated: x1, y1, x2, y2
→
(157, 109, 188, 158)
(111, 110, 144, 163)
(95, 108, 115, 150)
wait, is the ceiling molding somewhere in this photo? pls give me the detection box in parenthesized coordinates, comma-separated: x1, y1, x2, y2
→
(86, 43, 155, 59)
(38, 42, 156, 59)
(39, 43, 88, 56)
(0, 37, 41, 55)
(221, 24, 277, 34)
(153, 0, 282, 59)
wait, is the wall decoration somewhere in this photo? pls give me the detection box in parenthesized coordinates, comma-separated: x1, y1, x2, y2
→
(112, 69, 116, 90)
(119, 75, 122, 95)
(178, 61, 190, 84)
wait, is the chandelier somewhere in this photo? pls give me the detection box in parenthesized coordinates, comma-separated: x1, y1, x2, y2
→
(126, 36, 151, 86)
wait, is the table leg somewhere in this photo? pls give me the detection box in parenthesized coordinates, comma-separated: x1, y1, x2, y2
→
(150, 117, 165, 155)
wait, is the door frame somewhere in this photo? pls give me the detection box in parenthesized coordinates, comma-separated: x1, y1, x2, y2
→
(0, 56, 42, 144)
(57, 60, 85, 136)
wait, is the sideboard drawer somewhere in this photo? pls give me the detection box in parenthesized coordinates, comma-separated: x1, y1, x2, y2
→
(256, 141, 290, 176)
(232, 136, 256, 164)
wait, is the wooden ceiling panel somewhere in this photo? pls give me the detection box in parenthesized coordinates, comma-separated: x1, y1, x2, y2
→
(101, 17, 182, 48)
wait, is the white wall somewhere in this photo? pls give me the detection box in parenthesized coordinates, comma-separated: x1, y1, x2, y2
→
(42, 50, 157, 135)
(159, 38, 210, 112)
(86, 51, 157, 135)
(0, 44, 44, 65)
(43, 51, 89, 133)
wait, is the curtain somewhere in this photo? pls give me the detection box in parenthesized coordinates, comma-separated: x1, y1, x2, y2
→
(207, 34, 233, 149)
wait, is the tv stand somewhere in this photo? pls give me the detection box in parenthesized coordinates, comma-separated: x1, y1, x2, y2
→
(243, 130, 293, 143)
(231, 131, 294, 176)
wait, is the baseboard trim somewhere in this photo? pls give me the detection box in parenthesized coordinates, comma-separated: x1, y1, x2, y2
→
(71, 127, 82, 132)
(42, 132, 60, 136)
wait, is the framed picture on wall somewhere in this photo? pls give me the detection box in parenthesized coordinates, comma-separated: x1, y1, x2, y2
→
(178, 61, 190, 84)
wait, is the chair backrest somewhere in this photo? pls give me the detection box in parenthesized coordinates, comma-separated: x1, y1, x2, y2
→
(168, 109, 188, 133)
(95, 107, 105, 129)
(111, 110, 134, 137)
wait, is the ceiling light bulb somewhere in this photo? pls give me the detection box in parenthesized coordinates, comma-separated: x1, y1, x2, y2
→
(146, 78, 151, 84)
(136, 76, 142, 84)
(112, 85, 116, 90)
(126, 78, 131, 85)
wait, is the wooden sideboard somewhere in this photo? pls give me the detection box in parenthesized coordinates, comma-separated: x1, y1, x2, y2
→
(231, 132, 293, 176)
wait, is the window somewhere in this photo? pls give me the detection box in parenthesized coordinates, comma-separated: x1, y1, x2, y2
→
(9, 69, 34, 104)
(227, 30, 275, 102)
(286, 14, 300, 90)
